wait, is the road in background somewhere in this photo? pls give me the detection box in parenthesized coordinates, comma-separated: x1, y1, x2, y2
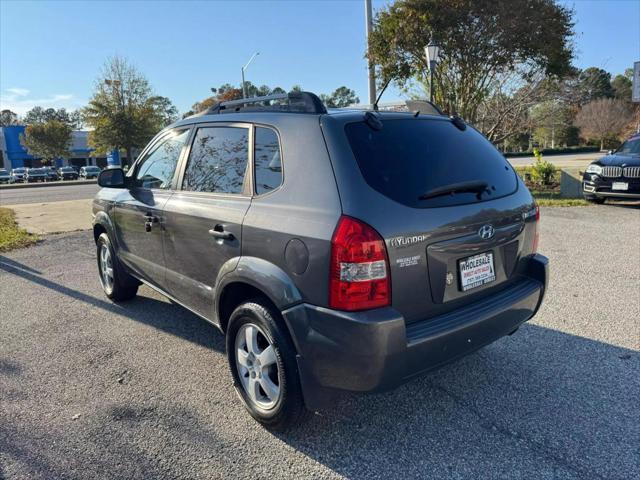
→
(1, 204, 638, 479)
(0, 183, 99, 206)
(507, 151, 602, 167)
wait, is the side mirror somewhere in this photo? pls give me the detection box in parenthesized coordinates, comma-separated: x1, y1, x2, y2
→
(607, 150, 613, 155)
(98, 168, 126, 188)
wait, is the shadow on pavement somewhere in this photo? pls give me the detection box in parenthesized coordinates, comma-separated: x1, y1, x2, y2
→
(0, 255, 223, 353)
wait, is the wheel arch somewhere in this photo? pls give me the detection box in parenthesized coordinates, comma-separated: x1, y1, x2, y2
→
(93, 210, 115, 244)
(215, 256, 303, 333)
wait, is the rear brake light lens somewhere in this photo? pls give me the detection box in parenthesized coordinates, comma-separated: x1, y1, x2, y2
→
(329, 216, 390, 311)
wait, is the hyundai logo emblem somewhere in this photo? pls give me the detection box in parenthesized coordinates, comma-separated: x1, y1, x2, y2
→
(478, 224, 495, 240)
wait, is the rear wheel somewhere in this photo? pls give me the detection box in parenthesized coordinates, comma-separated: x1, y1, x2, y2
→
(96, 233, 138, 301)
(226, 300, 305, 430)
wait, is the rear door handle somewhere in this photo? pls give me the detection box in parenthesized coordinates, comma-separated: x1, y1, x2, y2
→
(208, 224, 234, 240)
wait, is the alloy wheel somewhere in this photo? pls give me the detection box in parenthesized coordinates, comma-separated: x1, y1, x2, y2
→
(234, 323, 281, 410)
(99, 243, 114, 292)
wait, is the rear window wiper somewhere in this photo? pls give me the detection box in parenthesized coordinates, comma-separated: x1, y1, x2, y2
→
(418, 180, 490, 201)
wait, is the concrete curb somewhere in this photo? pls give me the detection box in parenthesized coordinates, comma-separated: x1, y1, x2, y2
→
(0, 180, 97, 190)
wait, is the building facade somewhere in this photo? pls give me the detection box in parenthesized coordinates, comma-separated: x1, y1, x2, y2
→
(0, 126, 107, 170)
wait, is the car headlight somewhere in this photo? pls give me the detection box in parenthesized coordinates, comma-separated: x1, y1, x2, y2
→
(586, 164, 602, 174)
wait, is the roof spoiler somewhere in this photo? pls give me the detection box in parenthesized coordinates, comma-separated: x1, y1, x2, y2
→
(206, 91, 327, 115)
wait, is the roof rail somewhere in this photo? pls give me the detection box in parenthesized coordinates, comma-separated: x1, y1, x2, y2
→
(206, 91, 327, 115)
(334, 100, 445, 116)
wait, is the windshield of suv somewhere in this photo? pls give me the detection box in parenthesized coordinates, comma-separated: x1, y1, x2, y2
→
(345, 118, 517, 208)
(616, 137, 640, 155)
(60, 167, 74, 172)
(85, 166, 100, 171)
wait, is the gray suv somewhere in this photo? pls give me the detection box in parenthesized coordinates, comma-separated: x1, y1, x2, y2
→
(93, 92, 548, 429)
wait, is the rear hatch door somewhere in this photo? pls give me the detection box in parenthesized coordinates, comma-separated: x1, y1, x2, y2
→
(329, 114, 536, 323)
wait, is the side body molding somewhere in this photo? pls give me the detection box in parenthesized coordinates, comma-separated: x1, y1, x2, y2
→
(213, 256, 303, 326)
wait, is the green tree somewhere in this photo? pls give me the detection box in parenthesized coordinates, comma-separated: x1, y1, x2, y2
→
(530, 100, 574, 148)
(611, 71, 632, 101)
(569, 67, 614, 105)
(82, 56, 178, 166)
(320, 86, 360, 108)
(20, 120, 72, 165)
(0, 109, 19, 126)
(368, 0, 574, 123)
(23, 107, 82, 128)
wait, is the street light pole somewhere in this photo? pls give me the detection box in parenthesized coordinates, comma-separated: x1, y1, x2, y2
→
(241, 52, 260, 98)
(424, 39, 441, 103)
(365, 0, 376, 106)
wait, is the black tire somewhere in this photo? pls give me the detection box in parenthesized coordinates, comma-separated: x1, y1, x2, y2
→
(226, 300, 305, 430)
(585, 196, 605, 204)
(96, 232, 138, 301)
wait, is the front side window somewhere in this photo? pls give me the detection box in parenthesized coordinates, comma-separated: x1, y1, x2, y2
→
(182, 127, 249, 194)
(254, 127, 283, 195)
(135, 129, 190, 189)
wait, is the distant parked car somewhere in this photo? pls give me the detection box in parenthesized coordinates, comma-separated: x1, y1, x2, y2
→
(583, 133, 640, 203)
(0, 168, 14, 184)
(11, 167, 27, 183)
(25, 168, 48, 183)
(57, 166, 79, 181)
(79, 165, 101, 179)
(42, 166, 58, 181)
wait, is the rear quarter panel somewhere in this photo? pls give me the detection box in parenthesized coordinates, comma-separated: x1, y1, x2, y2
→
(241, 115, 342, 308)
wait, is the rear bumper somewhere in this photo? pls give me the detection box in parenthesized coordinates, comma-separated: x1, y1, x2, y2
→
(283, 254, 548, 409)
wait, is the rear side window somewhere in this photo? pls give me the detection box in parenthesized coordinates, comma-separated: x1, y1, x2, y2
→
(345, 119, 517, 208)
(254, 127, 282, 194)
(182, 127, 249, 194)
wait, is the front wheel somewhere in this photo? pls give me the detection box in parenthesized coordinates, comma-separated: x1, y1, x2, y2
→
(96, 233, 138, 301)
(226, 300, 305, 430)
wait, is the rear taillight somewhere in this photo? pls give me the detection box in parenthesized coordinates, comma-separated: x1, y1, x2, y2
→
(532, 203, 540, 253)
(329, 216, 391, 311)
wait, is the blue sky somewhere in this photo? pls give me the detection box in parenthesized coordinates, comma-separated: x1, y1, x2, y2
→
(1, 0, 639, 116)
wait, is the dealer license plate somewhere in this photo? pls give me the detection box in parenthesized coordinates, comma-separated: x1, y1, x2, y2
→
(612, 182, 628, 191)
(459, 252, 496, 292)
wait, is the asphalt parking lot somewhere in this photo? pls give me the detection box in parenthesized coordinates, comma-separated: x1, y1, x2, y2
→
(1, 204, 638, 480)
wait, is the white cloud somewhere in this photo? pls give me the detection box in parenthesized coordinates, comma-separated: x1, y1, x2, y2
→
(6, 87, 30, 97)
(0, 88, 84, 115)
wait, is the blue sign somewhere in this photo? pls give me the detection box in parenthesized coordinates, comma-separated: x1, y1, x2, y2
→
(107, 149, 120, 167)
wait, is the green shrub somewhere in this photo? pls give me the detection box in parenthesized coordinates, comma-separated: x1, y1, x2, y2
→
(530, 154, 557, 186)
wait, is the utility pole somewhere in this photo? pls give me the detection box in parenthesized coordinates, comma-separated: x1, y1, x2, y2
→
(241, 52, 260, 99)
(365, 0, 376, 106)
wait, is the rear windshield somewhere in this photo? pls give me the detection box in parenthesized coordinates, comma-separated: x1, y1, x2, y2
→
(345, 118, 517, 208)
